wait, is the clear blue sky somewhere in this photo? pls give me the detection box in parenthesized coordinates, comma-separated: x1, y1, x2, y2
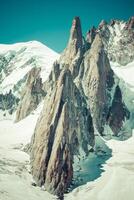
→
(0, 0, 134, 52)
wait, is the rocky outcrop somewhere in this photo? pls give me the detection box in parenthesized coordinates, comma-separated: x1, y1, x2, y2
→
(31, 69, 94, 196)
(15, 67, 45, 122)
(0, 90, 19, 115)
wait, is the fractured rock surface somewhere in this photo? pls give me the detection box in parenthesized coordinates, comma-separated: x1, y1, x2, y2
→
(16, 67, 45, 122)
(31, 69, 94, 196)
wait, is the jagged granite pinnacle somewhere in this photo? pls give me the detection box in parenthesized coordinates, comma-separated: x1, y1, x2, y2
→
(68, 16, 83, 50)
(15, 67, 45, 122)
(31, 69, 94, 196)
(60, 16, 83, 64)
(86, 26, 96, 44)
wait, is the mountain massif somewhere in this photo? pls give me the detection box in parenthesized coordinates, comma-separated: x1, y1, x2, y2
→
(0, 16, 134, 199)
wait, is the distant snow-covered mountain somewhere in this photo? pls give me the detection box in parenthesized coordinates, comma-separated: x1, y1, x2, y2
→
(0, 41, 59, 116)
(0, 41, 59, 93)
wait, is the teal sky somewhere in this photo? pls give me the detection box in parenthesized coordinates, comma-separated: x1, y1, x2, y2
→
(0, 0, 134, 52)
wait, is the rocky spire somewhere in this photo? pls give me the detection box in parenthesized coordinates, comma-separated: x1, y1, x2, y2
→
(99, 20, 107, 29)
(68, 16, 83, 50)
(86, 26, 96, 44)
(29, 17, 131, 199)
(125, 16, 134, 29)
(30, 69, 94, 196)
(110, 19, 116, 26)
(81, 33, 114, 133)
(15, 67, 45, 122)
(60, 17, 83, 64)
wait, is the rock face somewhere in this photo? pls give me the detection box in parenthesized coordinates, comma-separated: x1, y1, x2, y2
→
(98, 17, 134, 65)
(15, 67, 45, 122)
(30, 17, 131, 197)
(84, 17, 134, 66)
(80, 34, 115, 133)
(107, 85, 130, 135)
(31, 69, 94, 196)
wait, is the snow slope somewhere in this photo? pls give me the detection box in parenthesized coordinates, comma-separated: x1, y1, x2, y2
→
(0, 103, 56, 200)
(0, 104, 134, 200)
(0, 40, 59, 198)
(0, 41, 60, 94)
(111, 61, 134, 90)
(65, 131, 134, 200)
